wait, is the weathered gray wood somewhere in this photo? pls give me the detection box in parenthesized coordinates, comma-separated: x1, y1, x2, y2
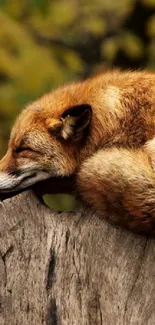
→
(0, 191, 155, 325)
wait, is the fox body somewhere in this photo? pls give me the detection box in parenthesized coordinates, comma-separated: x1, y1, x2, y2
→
(0, 70, 155, 234)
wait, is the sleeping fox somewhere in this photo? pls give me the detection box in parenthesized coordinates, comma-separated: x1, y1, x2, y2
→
(0, 69, 155, 234)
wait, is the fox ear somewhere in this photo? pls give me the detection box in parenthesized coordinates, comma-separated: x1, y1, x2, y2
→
(59, 104, 92, 140)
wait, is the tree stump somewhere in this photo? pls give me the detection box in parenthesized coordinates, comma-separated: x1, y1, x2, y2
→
(0, 191, 155, 325)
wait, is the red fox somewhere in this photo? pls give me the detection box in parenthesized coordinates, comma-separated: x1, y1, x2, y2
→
(0, 69, 155, 234)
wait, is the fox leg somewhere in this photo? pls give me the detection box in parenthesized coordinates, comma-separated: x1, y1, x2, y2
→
(76, 148, 155, 235)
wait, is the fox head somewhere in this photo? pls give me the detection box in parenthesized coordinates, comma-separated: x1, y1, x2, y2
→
(0, 85, 94, 196)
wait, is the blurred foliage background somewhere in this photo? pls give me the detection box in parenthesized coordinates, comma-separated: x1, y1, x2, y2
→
(0, 0, 155, 209)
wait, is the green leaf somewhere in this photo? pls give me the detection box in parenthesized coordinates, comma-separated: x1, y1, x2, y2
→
(43, 194, 78, 212)
(121, 32, 144, 59)
(147, 14, 155, 37)
(29, 0, 50, 14)
(101, 38, 119, 61)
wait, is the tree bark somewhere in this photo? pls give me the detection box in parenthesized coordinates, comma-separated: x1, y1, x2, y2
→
(0, 191, 155, 325)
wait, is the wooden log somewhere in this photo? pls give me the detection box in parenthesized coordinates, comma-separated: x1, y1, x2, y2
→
(0, 191, 155, 325)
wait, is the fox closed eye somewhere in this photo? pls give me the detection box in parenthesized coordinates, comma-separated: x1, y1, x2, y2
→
(15, 147, 34, 154)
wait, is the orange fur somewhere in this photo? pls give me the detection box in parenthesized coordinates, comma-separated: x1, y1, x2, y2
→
(1, 69, 155, 234)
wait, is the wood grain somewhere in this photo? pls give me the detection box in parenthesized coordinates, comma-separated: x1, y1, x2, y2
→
(0, 191, 155, 325)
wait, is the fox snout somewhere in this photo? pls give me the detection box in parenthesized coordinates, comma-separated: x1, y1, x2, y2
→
(0, 151, 50, 196)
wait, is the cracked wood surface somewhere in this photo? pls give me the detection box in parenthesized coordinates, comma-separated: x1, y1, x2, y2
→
(0, 191, 155, 325)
